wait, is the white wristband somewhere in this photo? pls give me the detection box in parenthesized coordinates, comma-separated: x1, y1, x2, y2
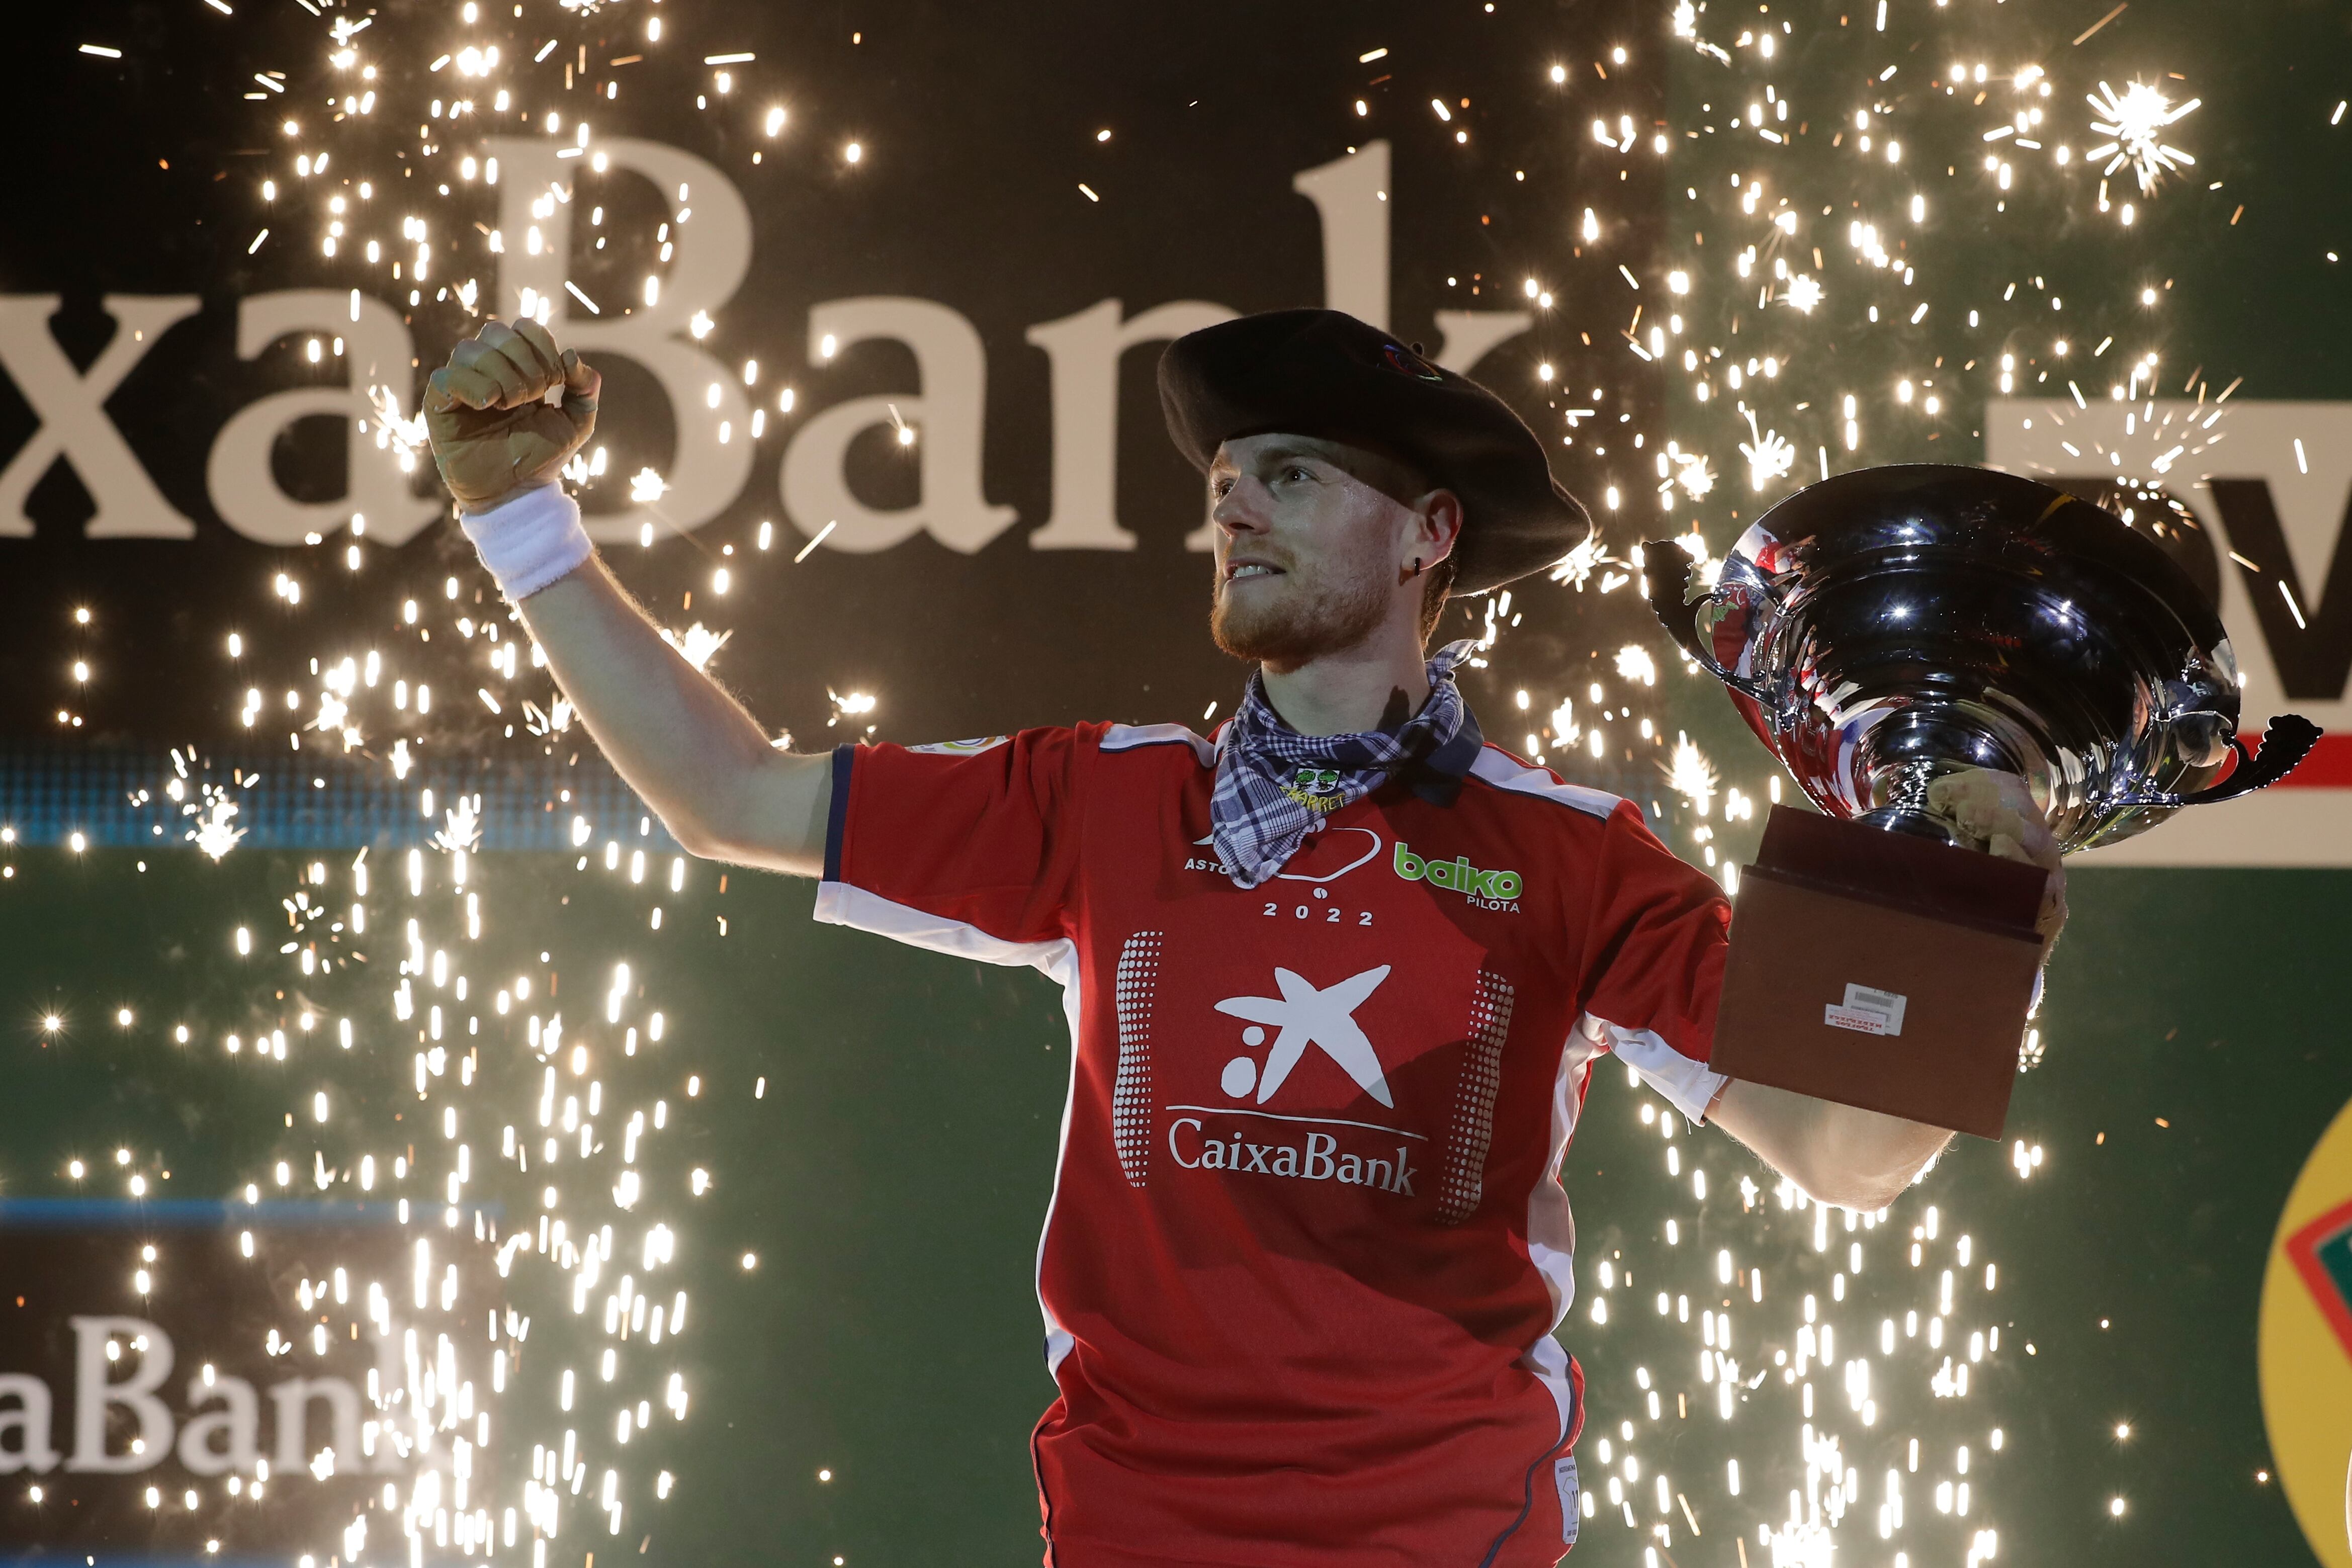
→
(458, 482, 594, 600)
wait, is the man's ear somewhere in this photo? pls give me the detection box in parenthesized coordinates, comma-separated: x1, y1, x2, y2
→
(1415, 489, 1465, 570)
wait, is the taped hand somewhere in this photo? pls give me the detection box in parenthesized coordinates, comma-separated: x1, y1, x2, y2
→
(423, 317, 600, 511)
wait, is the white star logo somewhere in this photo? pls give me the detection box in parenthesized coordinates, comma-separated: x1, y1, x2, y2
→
(1213, 965, 1395, 1107)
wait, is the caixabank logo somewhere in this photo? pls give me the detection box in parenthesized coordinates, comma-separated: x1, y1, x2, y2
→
(2258, 1097, 2352, 1568)
(0, 1197, 500, 1567)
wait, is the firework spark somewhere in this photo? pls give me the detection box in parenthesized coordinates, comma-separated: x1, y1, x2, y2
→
(1663, 731, 1719, 815)
(2085, 79, 2200, 195)
(657, 624, 732, 673)
(191, 796, 245, 860)
(1547, 530, 1607, 590)
(1739, 406, 1797, 490)
(1671, 448, 1716, 501)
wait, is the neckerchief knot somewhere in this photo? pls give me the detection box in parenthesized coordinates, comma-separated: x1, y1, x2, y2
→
(1208, 640, 1482, 889)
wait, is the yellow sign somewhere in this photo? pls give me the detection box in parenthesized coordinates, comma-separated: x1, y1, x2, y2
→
(2258, 1094, 2352, 1567)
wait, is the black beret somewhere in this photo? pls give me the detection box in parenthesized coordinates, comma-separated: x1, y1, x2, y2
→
(1156, 308, 1591, 595)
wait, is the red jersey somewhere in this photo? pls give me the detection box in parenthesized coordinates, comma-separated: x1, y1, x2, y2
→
(816, 723, 1730, 1567)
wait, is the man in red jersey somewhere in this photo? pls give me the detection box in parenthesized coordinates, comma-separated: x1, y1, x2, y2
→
(423, 308, 2062, 1566)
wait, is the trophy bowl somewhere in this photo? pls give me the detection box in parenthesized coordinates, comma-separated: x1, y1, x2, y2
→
(1644, 463, 2319, 852)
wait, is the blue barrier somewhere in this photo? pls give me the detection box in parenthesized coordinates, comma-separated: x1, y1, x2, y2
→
(0, 746, 674, 853)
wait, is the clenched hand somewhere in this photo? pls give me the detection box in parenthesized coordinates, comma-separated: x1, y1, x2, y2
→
(423, 318, 600, 511)
(1926, 768, 2068, 946)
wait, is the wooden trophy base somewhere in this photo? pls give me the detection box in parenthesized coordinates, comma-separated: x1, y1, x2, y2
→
(1710, 805, 2049, 1140)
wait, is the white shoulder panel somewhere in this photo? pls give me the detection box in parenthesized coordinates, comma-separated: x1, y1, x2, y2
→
(813, 881, 1075, 978)
(1585, 1013, 1728, 1127)
(1468, 746, 1624, 821)
(907, 735, 1011, 756)
(1520, 1025, 1605, 1441)
(1102, 722, 1215, 766)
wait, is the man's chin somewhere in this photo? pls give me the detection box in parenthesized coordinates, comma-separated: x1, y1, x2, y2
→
(1210, 593, 1367, 668)
(1211, 619, 1299, 667)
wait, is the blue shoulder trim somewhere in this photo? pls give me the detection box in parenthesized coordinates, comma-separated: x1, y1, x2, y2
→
(824, 744, 855, 883)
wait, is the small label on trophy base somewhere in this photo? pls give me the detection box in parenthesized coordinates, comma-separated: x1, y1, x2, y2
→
(1824, 1004, 1894, 1036)
(1842, 983, 1908, 1034)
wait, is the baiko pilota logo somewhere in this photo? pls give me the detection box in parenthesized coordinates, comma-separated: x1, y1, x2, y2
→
(1391, 842, 1523, 908)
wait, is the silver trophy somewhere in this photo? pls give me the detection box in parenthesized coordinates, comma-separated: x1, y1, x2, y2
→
(1644, 464, 2320, 851)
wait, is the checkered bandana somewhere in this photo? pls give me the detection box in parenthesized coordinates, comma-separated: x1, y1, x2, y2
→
(1209, 639, 1484, 889)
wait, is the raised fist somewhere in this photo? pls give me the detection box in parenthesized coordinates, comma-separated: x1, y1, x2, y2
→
(423, 318, 601, 511)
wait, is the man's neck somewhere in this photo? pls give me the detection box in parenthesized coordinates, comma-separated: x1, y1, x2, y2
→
(1257, 628, 1432, 737)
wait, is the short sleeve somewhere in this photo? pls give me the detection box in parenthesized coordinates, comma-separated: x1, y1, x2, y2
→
(1577, 801, 1731, 1124)
(812, 728, 1087, 969)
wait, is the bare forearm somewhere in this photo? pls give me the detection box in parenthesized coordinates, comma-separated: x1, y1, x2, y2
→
(1709, 1077, 1952, 1211)
(514, 557, 828, 875)
(418, 319, 827, 874)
